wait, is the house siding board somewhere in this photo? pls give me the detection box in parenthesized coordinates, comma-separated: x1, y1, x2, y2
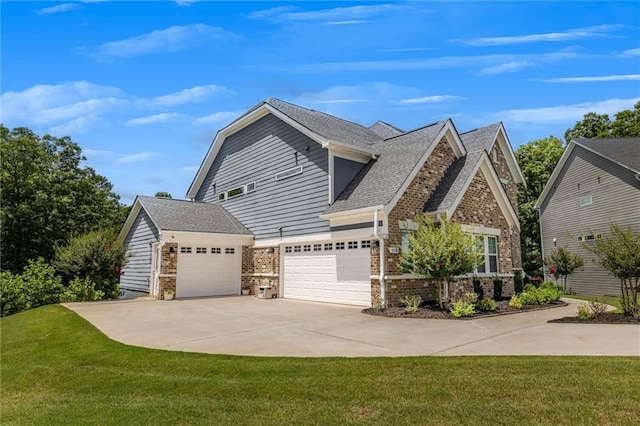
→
(334, 156, 365, 201)
(540, 145, 640, 295)
(120, 208, 159, 292)
(195, 113, 330, 239)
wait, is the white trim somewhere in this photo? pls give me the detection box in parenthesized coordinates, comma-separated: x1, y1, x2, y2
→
(328, 150, 335, 204)
(534, 142, 576, 209)
(159, 230, 253, 245)
(253, 228, 375, 248)
(329, 146, 372, 164)
(460, 224, 501, 236)
(275, 165, 303, 181)
(384, 119, 466, 217)
(245, 181, 256, 193)
(320, 204, 385, 220)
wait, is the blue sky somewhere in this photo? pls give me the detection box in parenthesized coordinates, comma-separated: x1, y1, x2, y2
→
(2, 1, 639, 205)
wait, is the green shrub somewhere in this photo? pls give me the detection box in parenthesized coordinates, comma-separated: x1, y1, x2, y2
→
(493, 278, 503, 301)
(514, 269, 524, 294)
(400, 294, 422, 313)
(588, 299, 609, 317)
(477, 297, 496, 312)
(508, 294, 523, 309)
(519, 282, 562, 305)
(0, 258, 63, 317)
(60, 277, 105, 303)
(450, 292, 477, 318)
(577, 303, 595, 321)
(519, 290, 541, 305)
(472, 278, 484, 300)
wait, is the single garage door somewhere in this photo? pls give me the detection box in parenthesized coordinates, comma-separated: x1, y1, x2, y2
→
(176, 245, 241, 298)
(283, 239, 372, 306)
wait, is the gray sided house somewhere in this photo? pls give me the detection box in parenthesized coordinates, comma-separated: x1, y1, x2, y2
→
(119, 98, 526, 306)
(535, 138, 640, 295)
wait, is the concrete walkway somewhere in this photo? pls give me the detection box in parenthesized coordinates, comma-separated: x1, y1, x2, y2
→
(65, 297, 639, 357)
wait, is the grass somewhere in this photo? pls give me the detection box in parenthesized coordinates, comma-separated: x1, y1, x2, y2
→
(564, 294, 639, 314)
(2, 305, 639, 425)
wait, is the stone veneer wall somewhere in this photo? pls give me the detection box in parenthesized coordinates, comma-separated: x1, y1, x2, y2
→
(242, 246, 280, 296)
(160, 242, 177, 299)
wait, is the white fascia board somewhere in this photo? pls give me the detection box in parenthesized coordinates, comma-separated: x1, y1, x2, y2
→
(319, 205, 385, 220)
(327, 211, 381, 228)
(534, 142, 575, 209)
(494, 124, 526, 186)
(253, 228, 376, 248)
(117, 197, 161, 244)
(460, 224, 501, 236)
(159, 230, 254, 245)
(326, 142, 376, 162)
(384, 119, 466, 217)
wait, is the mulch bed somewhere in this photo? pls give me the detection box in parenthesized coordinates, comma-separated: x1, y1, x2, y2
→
(362, 300, 567, 320)
(549, 313, 640, 325)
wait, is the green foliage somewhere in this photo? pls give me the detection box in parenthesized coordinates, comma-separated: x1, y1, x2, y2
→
(577, 303, 595, 321)
(54, 229, 126, 299)
(1, 126, 127, 273)
(515, 136, 565, 277)
(154, 191, 172, 199)
(579, 223, 640, 316)
(472, 277, 484, 300)
(400, 216, 483, 308)
(400, 294, 422, 313)
(514, 269, 524, 294)
(0, 258, 63, 317)
(450, 292, 477, 318)
(508, 294, 523, 309)
(565, 101, 640, 141)
(492, 278, 503, 301)
(545, 247, 584, 291)
(477, 297, 496, 312)
(588, 300, 608, 317)
(59, 277, 105, 303)
(519, 282, 563, 305)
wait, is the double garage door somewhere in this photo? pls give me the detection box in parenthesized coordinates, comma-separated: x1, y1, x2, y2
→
(175, 245, 241, 298)
(283, 239, 372, 306)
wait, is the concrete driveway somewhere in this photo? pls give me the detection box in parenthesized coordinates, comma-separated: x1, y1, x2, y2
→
(65, 297, 639, 357)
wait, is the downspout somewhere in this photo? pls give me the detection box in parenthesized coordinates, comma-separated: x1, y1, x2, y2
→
(373, 210, 386, 307)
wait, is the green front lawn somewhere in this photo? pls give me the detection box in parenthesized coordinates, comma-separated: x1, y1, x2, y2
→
(2, 305, 639, 425)
(565, 294, 639, 314)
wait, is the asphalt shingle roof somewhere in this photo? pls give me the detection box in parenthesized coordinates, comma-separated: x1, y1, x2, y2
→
(574, 137, 640, 173)
(324, 121, 448, 214)
(460, 123, 501, 154)
(264, 98, 382, 151)
(368, 121, 405, 139)
(423, 151, 483, 213)
(138, 196, 252, 235)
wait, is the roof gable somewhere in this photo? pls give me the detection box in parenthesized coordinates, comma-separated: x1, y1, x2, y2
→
(368, 121, 404, 139)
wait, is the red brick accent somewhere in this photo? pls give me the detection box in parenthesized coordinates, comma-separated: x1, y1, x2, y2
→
(241, 246, 280, 296)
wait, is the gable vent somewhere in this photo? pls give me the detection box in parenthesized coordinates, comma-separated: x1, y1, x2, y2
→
(275, 165, 303, 181)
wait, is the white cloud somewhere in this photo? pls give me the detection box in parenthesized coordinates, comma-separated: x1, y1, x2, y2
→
(323, 20, 370, 26)
(37, 3, 82, 15)
(298, 82, 412, 105)
(249, 4, 411, 24)
(494, 98, 640, 124)
(150, 85, 229, 107)
(538, 74, 640, 83)
(397, 95, 463, 105)
(47, 116, 104, 135)
(194, 111, 240, 124)
(126, 113, 188, 126)
(0, 81, 127, 126)
(457, 24, 626, 46)
(477, 61, 536, 76)
(620, 48, 640, 58)
(87, 24, 238, 59)
(116, 152, 159, 164)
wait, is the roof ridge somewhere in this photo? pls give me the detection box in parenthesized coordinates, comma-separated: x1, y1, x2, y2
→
(382, 119, 447, 142)
(460, 122, 501, 136)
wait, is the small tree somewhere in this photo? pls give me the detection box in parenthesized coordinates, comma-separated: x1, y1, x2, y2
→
(580, 224, 640, 317)
(53, 229, 128, 299)
(545, 247, 584, 292)
(400, 216, 483, 309)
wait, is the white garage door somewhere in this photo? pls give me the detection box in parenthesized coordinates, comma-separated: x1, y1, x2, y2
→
(176, 245, 241, 298)
(283, 240, 371, 306)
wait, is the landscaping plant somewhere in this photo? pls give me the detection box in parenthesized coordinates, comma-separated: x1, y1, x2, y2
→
(514, 269, 524, 294)
(449, 292, 477, 318)
(400, 294, 422, 313)
(492, 277, 503, 301)
(0, 258, 63, 317)
(476, 297, 497, 312)
(545, 247, 584, 292)
(577, 303, 595, 321)
(579, 223, 640, 317)
(508, 294, 523, 309)
(400, 216, 483, 308)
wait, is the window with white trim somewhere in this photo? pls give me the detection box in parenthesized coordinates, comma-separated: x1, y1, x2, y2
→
(336, 242, 345, 250)
(476, 236, 498, 274)
(196, 247, 207, 254)
(227, 186, 244, 199)
(180, 247, 192, 254)
(218, 193, 227, 201)
(348, 241, 358, 249)
(245, 181, 256, 193)
(225, 248, 235, 254)
(313, 244, 322, 252)
(275, 165, 303, 181)
(361, 240, 371, 248)
(580, 195, 593, 207)
(211, 248, 221, 254)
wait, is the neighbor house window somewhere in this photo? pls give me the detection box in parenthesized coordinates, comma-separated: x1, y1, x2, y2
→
(245, 181, 256, 193)
(211, 248, 221, 254)
(180, 247, 192, 254)
(580, 195, 593, 207)
(476, 236, 498, 274)
(225, 248, 235, 254)
(196, 247, 207, 254)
